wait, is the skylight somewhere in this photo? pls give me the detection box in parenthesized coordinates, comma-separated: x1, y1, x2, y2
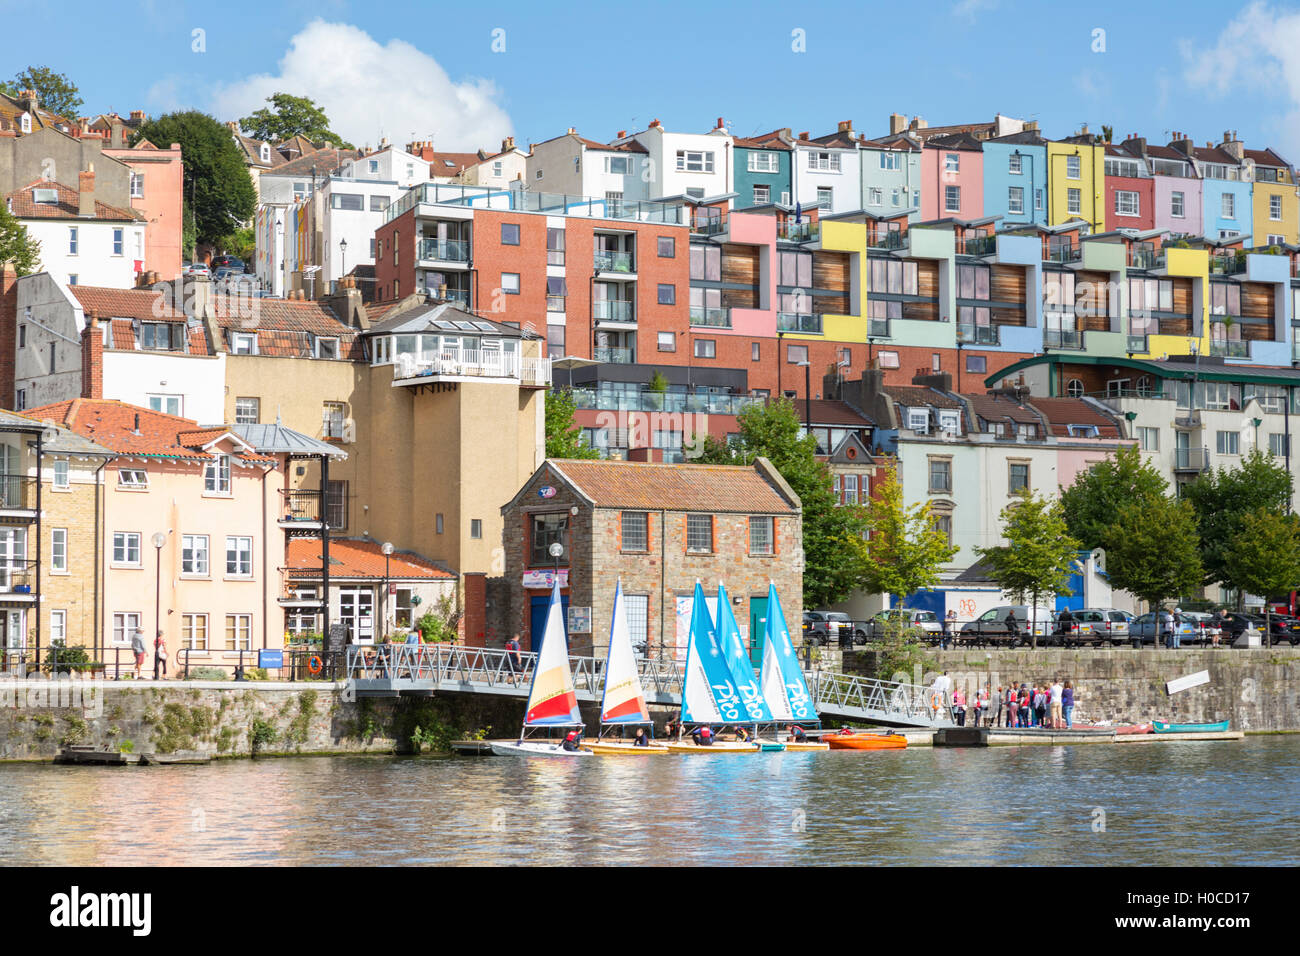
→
(32, 188, 59, 204)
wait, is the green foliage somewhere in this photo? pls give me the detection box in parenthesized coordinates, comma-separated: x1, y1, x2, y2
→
(868, 624, 932, 684)
(46, 644, 97, 675)
(215, 226, 255, 262)
(977, 491, 1080, 645)
(186, 667, 228, 681)
(0, 201, 41, 275)
(1223, 509, 1300, 641)
(860, 465, 956, 602)
(154, 703, 215, 754)
(59, 713, 87, 747)
(416, 594, 459, 642)
(648, 370, 669, 393)
(545, 388, 600, 459)
(239, 93, 351, 148)
(118, 739, 135, 754)
(284, 690, 318, 747)
(1106, 494, 1203, 610)
(181, 205, 197, 263)
(248, 718, 277, 756)
(1183, 448, 1291, 592)
(1, 66, 83, 117)
(245, 667, 269, 681)
(133, 111, 256, 245)
(1060, 445, 1168, 552)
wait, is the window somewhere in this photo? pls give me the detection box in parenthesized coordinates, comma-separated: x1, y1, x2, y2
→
(694, 338, 715, 359)
(1008, 187, 1024, 214)
(1171, 191, 1185, 218)
(842, 475, 858, 505)
(945, 153, 960, 173)
(1009, 153, 1023, 174)
(323, 402, 347, 440)
(929, 457, 952, 493)
(605, 155, 633, 175)
(690, 244, 722, 281)
(112, 229, 124, 256)
(141, 322, 184, 351)
(880, 152, 901, 170)
(808, 151, 841, 172)
(945, 185, 961, 212)
(753, 184, 770, 205)
(546, 227, 565, 265)
(1066, 379, 1084, 398)
(1136, 426, 1159, 452)
(314, 337, 339, 359)
(118, 470, 147, 490)
(1216, 430, 1240, 455)
(1067, 188, 1082, 214)
(1115, 190, 1140, 217)
(14, 390, 23, 411)
(471, 519, 482, 539)
(230, 332, 257, 355)
(752, 342, 761, 362)
(113, 532, 141, 565)
(868, 187, 883, 205)
(1009, 462, 1030, 494)
(657, 332, 675, 352)
(436, 513, 444, 534)
(749, 516, 774, 555)
(878, 350, 899, 369)
(1270, 195, 1283, 220)
(778, 250, 812, 286)
(182, 534, 209, 575)
(1066, 155, 1081, 179)
(182, 613, 208, 651)
(891, 188, 901, 206)
(225, 536, 253, 577)
(52, 459, 69, 489)
(235, 398, 260, 425)
(908, 409, 930, 434)
(658, 236, 675, 258)
(325, 480, 348, 530)
(546, 324, 565, 360)
(965, 354, 986, 374)
(817, 187, 833, 208)
(1035, 189, 1044, 211)
(1268, 233, 1286, 246)
(293, 182, 308, 201)
(933, 512, 953, 545)
(657, 283, 676, 305)
(748, 152, 779, 173)
(1270, 433, 1291, 457)
(530, 513, 568, 566)
(203, 454, 231, 495)
(1222, 193, 1235, 219)
(112, 612, 141, 646)
(332, 193, 364, 211)
(130, 172, 144, 198)
(535, 169, 544, 180)
(686, 514, 713, 553)
(51, 609, 66, 644)
(51, 528, 67, 573)
(676, 150, 715, 173)
(225, 614, 253, 651)
(501, 223, 520, 245)
(622, 512, 649, 552)
(546, 276, 566, 312)
(786, 344, 808, 365)
(17, 324, 24, 350)
(501, 272, 520, 295)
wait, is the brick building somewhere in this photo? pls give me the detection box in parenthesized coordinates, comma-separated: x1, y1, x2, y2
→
(500, 457, 801, 662)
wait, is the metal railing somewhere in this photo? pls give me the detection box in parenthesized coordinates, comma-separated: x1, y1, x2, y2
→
(778, 221, 819, 242)
(0, 559, 37, 594)
(592, 300, 635, 323)
(417, 238, 469, 263)
(1044, 329, 1083, 350)
(777, 312, 823, 333)
(1210, 254, 1247, 275)
(568, 389, 763, 414)
(594, 251, 635, 273)
(0, 475, 35, 510)
(593, 346, 635, 364)
(957, 323, 999, 345)
(1174, 446, 1211, 473)
(1128, 246, 1159, 270)
(279, 489, 322, 524)
(388, 183, 685, 225)
(520, 357, 552, 386)
(689, 306, 731, 328)
(1209, 338, 1249, 358)
(393, 348, 529, 381)
(807, 672, 951, 726)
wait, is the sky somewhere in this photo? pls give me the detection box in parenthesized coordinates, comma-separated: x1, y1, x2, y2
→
(7, 0, 1300, 159)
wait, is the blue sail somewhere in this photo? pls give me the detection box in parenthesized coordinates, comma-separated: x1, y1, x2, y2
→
(760, 582, 817, 722)
(680, 582, 744, 724)
(716, 582, 772, 722)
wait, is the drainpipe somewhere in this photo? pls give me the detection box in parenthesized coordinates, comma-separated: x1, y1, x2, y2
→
(1287, 386, 1293, 513)
(261, 466, 269, 649)
(93, 459, 106, 662)
(34, 430, 42, 664)
(658, 507, 667, 664)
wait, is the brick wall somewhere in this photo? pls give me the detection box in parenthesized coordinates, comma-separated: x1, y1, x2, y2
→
(80, 311, 103, 399)
(462, 571, 486, 647)
(42, 477, 103, 654)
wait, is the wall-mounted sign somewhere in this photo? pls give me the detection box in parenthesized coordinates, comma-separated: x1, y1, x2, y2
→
(522, 569, 568, 588)
(567, 606, 592, 634)
(538, 486, 557, 498)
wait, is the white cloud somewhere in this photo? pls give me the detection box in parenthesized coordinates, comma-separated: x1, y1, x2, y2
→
(952, 0, 998, 23)
(211, 20, 513, 151)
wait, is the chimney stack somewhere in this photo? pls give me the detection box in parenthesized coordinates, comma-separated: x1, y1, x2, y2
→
(838, 119, 853, 133)
(78, 164, 95, 217)
(716, 117, 725, 129)
(18, 89, 37, 114)
(1221, 129, 1244, 161)
(567, 127, 576, 135)
(649, 119, 661, 129)
(80, 309, 104, 399)
(889, 112, 907, 135)
(799, 131, 810, 141)
(616, 130, 626, 139)
(502, 136, 515, 151)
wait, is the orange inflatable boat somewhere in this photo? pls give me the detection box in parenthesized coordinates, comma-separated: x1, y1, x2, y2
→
(825, 732, 908, 751)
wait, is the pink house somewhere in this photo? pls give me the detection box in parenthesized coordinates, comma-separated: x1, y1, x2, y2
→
(921, 133, 984, 222)
(103, 139, 185, 280)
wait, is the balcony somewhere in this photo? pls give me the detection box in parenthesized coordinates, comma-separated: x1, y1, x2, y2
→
(0, 475, 36, 515)
(777, 312, 823, 333)
(1127, 246, 1160, 270)
(0, 559, 37, 598)
(1046, 244, 1081, 263)
(392, 348, 549, 385)
(1127, 334, 1149, 353)
(1045, 329, 1083, 350)
(690, 215, 727, 237)
(569, 389, 763, 415)
(1209, 338, 1249, 358)
(278, 587, 324, 610)
(593, 347, 635, 364)
(390, 183, 684, 225)
(1210, 254, 1247, 275)
(594, 250, 635, 274)
(593, 300, 635, 324)
(868, 318, 890, 339)
(869, 231, 907, 251)
(957, 235, 996, 257)
(279, 489, 323, 529)
(690, 306, 731, 328)
(1174, 446, 1211, 473)
(417, 238, 469, 263)
(957, 323, 999, 345)
(778, 221, 819, 242)
(427, 287, 470, 307)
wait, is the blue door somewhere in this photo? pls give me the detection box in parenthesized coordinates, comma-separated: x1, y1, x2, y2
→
(529, 594, 569, 653)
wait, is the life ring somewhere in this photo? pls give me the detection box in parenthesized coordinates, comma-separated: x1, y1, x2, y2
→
(307, 655, 323, 675)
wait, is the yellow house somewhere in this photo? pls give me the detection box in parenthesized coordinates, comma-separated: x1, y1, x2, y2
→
(1048, 135, 1106, 232)
(1247, 148, 1298, 247)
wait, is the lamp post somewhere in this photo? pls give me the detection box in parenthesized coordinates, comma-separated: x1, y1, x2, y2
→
(151, 531, 167, 679)
(339, 237, 348, 283)
(381, 541, 394, 641)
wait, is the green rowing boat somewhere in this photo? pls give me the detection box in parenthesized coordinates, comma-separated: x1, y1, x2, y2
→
(1152, 720, 1229, 734)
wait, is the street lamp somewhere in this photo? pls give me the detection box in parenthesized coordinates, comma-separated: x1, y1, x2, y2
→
(339, 237, 348, 281)
(151, 531, 167, 679)
(381, 541, 394, 641)
(549, 541, 564, 583)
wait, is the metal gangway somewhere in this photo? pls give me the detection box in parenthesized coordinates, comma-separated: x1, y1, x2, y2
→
(344, 645, 952, 728)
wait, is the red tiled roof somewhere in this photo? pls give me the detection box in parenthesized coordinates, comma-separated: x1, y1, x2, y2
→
(213, 298, 361, 360)
(5, 179, 140, 221)
(427, 151, 483, 176)
(1026, 397, 1122, 438)
(1145, 144, 1190, 161)
(1190, 145, 1239, 166)
(71, 285, 171, 322)
(546, 459, 798, 514)
(24, 399, 273, 463)
(285, 537, 455, 580)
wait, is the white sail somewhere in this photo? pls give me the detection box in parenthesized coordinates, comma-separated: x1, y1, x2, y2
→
(600, 580, 650, 724)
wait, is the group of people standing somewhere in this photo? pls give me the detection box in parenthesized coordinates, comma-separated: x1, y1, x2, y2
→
(944, 678, 1076, 729)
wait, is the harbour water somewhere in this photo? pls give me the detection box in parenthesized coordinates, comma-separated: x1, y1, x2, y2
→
(1, 736, 1297, 866)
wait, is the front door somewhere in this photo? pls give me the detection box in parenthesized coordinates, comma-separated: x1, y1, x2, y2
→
(529, 593, 569, 654)
(2, 610, 26, 668)
(339, 588, 375, 644)
(748, 596, 768, 667)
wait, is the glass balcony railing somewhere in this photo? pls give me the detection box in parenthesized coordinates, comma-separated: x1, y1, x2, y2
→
(1210, 254, 1247, 275)
(957, 323, 999, 345)
(690, 216, 727, 236)
(1046, 244, 1081, 263)
(417, 238, 469, 262)
(568, 389, 764, 415)
(778, 221, 819, 242)
(689, 306, 731, 328)
(594, 250, 635, 273)
(428, 287, 470, 306)
(958, 235, 996, 257)
(592, 301, 635, 323)
(1127, 246, 1159, 270)
(777, 312, 823, 333)
(869, 231, 907, 250)
(1174, 446, 1210, 473)
(1127, 334, 1149, 353)
(1045, 329, 1083, 350)
(868, 318, 890, 339)
(593, 347, 635, 364)
(1209, 338, 1249, 358)
(387, 183, 685, 225)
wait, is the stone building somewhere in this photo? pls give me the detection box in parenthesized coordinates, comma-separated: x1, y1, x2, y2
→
(499, 457, 802, 661)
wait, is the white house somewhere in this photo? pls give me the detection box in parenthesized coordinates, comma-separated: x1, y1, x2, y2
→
(613, 119, 734, 201)
(792, 122, 864, 216)
(459, 138, 529, 189)
(527, 129, 650, 204)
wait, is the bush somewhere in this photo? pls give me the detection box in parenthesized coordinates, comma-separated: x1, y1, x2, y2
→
(186, 667, 228, 681)
(47, 645, 99, 674)
(416, 594, 461, 643)
(248, 718, 277, 756)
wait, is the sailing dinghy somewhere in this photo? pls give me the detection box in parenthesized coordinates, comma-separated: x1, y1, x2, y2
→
(587, 580, 668, 755)
(760, 583, 828, 751)
(490, 581, 591, 757)
(717, 581, 782, 751)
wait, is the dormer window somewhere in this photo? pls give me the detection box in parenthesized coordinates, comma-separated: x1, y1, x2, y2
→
(20, 114, 32, 134)
(204, 454, 232, 495)
(230, 332, 258, 355)
(938, 411, 961, 435)
(259, 144, 271, 163)
(1067, 424, 1099, 438)
(907, 408, 930, 434)
(33, 188, 59, 205)
(314, 336, 340, 359)
(140, 321, 184, 352)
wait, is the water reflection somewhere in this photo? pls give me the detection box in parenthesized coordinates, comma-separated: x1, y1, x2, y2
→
(0, 738, 1296, 866)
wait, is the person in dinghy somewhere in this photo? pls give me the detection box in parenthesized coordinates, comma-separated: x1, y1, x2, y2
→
(560, 729, 583, 751)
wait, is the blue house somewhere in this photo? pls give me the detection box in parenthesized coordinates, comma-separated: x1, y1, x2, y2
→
(1193, 145, 1253, 243)
(732, 130, 792, 210)
(983, 130, 1048, 228)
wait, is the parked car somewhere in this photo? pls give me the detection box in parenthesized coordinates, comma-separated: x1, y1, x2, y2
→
(864, 608, 942, 643)
(210, 255, 245, 272)
(1053, 608, 1133, 646)
(802, 611, 833, 647)
(1130, 612, 1199, 645)
(183, 262, 210, 278)
(822, 611, 868, 645)
(957, 606, 1053, 646)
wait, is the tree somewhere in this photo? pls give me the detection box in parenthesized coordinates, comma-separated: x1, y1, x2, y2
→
(544, 388, 599, 460)
(0, 201, 41, 275)
(0, 66, 83, 118)
(1182, 448, 1291, 596)
(1060, 445, 1167, 553)
(1101, 125, 1114, 144)
(133, 112, 255, 247)
(976, 491, 1080, 648)
(239, 93, 351, 148)
(1106, 495, 1203, 614)
(1222, 509, 1300, 647)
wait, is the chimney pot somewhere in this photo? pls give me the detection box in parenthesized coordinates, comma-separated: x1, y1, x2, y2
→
(716, 116, 725, 129)
(616, 130, 626, 139)
(567, 127, 576, 135)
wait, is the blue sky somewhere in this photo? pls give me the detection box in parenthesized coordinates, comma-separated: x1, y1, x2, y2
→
(6, 0, 1300, 157)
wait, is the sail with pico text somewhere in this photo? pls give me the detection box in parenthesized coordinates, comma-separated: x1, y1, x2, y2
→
(760, 582, 817, 722)
(523, 580, 581, 726)
(599, 579, 651, 724)
(716, 582, 772, 722)
(680, 581, 743, 724)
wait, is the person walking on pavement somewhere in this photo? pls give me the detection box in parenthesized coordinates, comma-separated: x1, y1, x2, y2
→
(131, 628, 147, 680)
(1158, 607, 1174, 650)
(1172, 608, 1184, 650)
(1005, 609, 1021, 645)
(942, 610, 956, 650)
(505, 633, 523, 686)
(154, 630, 168, 680)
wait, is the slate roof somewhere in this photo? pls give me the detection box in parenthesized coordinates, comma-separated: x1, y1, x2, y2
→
(795, 400, 874, 428)
(963, 392, 1043, 426)
(1025, 397, 1123, 438)
(883, 385, 965, 411)
(230, 421, 347, 459)
(544, 459, 799, 514)
(268, 147, 361, 178)
(363, 302, 528, 337)
(285, 537, 455, 580)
